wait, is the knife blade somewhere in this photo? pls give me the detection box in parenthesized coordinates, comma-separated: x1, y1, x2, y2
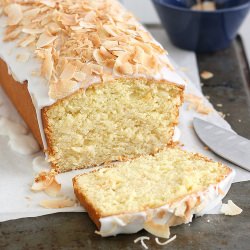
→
(193, 118, 250, 172)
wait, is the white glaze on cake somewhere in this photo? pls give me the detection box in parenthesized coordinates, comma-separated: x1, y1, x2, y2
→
(0, 1, 185, 150)
(97, 170, 235, 237)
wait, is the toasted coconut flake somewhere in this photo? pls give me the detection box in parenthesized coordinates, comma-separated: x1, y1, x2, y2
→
(40, 0, 56, 8)
(49, 79, 78, 99)
(144, 220, 170, 239)
(19, 35, 36, 47)
(102, 73, 114, 83)
(4, 3, 23, 26)
(221, 200, 243, 216)
(84, 10, 96, 22)
(31, 171, 55, 191)
(185, 93, 201, 103)
(74, 71, 86, 82)
(79, 21, 96, 29)
(103, 24, 119, 37)
(1, 0, 173, 100)
(16, 52, 30, 63)
(60, 13, 78, 26)
(47, 22, 61, 35)
(60, 63, 76, 80)
(196, 104, 212, 115)
(22, 28, 44, 34)
(134, 236, 150, 250)
(41, 48, 53, 81)
(155, 235, 177, 246)
(185, 93, 212, 115)
(23, 8, 41, 18)
(90, 63, 103, 75)
(201, 71, 214, 80)
(133, 46, 145, 63)
(40, 198, 75, 209)
(175, 203, 187, 217)
(36, 33, 57, 48)
(3, 28, 22, 41)
(44, 179, 61, 197)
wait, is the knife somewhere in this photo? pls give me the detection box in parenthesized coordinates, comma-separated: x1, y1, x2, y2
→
(193, 118, 250, 172)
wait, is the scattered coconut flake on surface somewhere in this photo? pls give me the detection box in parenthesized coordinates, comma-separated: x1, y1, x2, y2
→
(44, 179, 61, 197)
(39, 198, 75, 209)
(155, 235, 177, 246)
(221, 200, 243, 216)
(216, 103, 223, 107)
(184, 94, 212, 115)
(200, 71, 214, 80)
(134, 236, 150, 250)
(31, 170, 61, 197)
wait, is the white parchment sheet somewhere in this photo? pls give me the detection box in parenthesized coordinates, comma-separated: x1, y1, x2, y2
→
(1, 72, 249, 222)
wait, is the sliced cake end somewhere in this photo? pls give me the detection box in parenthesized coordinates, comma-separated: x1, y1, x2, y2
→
(72, 147, 234, 238)
(43, 78, 183, 172)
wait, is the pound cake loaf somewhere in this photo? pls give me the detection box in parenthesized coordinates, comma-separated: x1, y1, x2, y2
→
(73, 147, 234, 238)
(0, 0, 185, 172)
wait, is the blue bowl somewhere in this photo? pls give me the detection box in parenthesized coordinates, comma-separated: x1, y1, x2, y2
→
(152, 0, 250, 52)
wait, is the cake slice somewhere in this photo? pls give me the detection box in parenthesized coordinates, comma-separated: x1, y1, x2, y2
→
(73, 147, 234, 238)
(0, 0, 184, 172)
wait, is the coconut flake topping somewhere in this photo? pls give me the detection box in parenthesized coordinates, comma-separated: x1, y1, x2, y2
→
(1, 0, 175, 100)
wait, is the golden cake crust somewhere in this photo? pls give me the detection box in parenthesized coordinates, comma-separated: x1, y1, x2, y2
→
(0, 58, 43, 147)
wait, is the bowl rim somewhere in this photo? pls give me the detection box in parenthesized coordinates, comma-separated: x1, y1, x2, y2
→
(152, 0, 250, 13)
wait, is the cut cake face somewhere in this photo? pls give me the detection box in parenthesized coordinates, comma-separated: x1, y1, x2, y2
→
(43, 78, 183, 172)
(73, 147, 233, 238)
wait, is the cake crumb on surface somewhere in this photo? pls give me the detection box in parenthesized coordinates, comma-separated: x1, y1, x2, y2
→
(200, 71, 214, 80)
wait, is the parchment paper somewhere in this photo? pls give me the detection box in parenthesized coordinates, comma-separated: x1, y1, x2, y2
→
(1, 63, 249, 223)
